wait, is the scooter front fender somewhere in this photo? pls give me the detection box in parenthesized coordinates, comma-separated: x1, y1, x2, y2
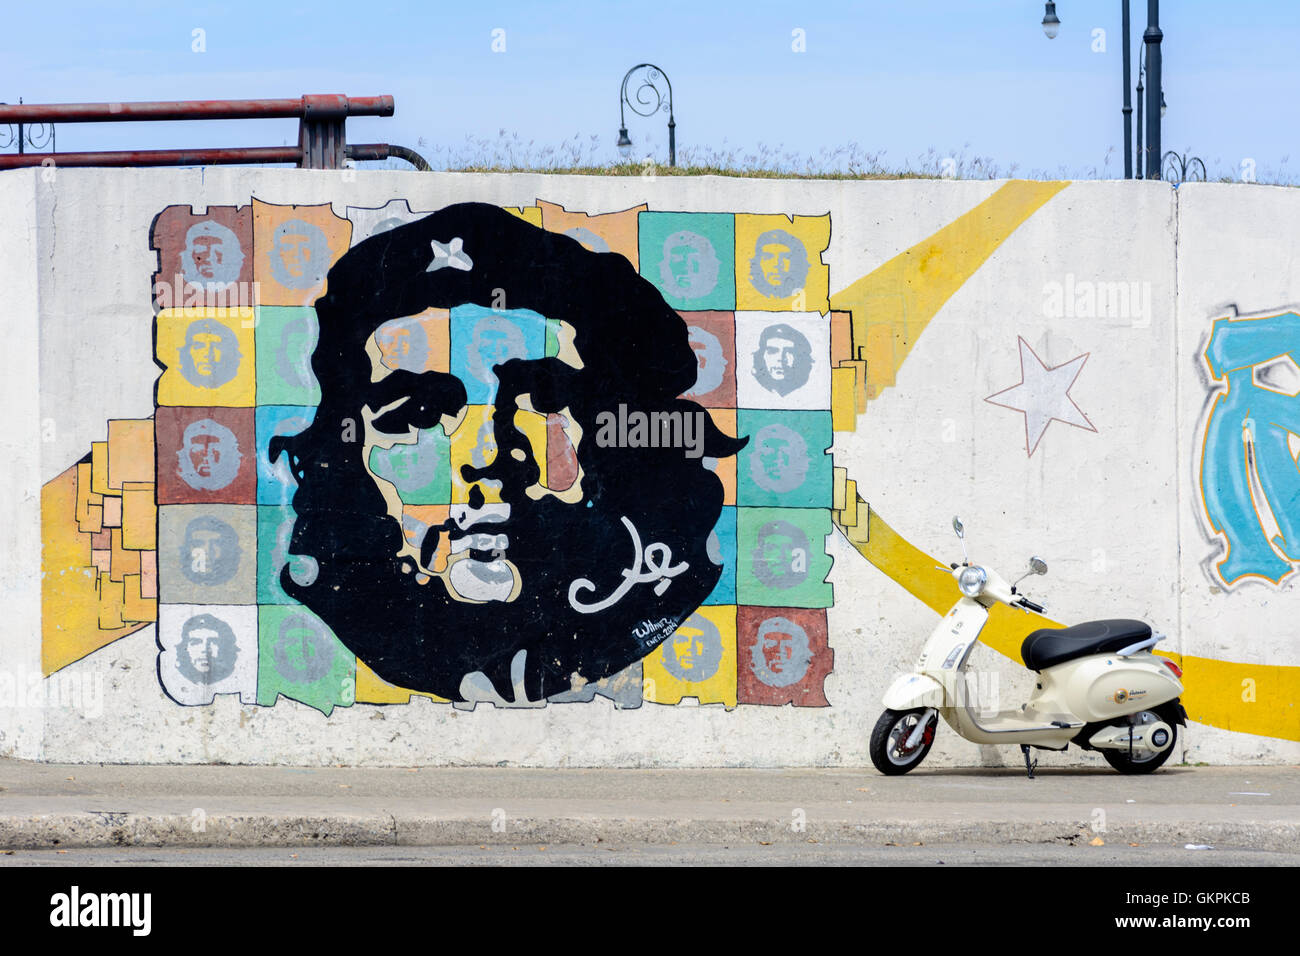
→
(883, 672, 947, 711)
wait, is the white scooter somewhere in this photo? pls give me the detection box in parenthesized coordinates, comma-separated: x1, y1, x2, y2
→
(870, 517, 1186, 778)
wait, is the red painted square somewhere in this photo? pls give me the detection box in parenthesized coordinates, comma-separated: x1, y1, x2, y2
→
(151, 205, 254, 310)
(156, 406, 257, 505)
(737, 606, 833, 706)
(677, 311, 736, 408)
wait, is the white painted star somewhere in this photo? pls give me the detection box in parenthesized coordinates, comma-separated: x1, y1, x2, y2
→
(985, 337, 1096, 457)
(426, 237, 473, 273)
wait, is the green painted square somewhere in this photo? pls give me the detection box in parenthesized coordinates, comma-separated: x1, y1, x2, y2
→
(366, 426, 452, 505)
(258, 505, 307, 605)
(736, 409, 833, 508)
(637, 212, 736, 311)
(254, 306, 321, 406)
(257, 604, 355, 715)
(546, 318, 561, 358)
(737, 506, 833, 608)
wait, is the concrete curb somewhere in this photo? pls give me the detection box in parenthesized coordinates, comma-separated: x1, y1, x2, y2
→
(2, 812, 1296, 851)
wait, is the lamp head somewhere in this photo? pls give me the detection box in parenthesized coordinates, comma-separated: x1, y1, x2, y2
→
(1042, 1, 1061, 39)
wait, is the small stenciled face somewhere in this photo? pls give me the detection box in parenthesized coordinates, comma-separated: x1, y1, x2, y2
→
(179, 319, 242, 389)
(190, 332, 223, 377)
(685, 325, 726, 398)
(278, 233, 310, 278)
(379, 326, 413, 364)
(177, 419, 243, 492)
(668, 243, 700, 290)
(181, 516, 241, 585)
(270, 219, 331, 290)
(763, 336, 796, 382)
(184, 629, 220, 674)
(661, 612, 723, 681)
(750, 616, 812, 687)
(758, 241, 792, 289)
(176, 613, 238, 684)
(751, 323, 812, 398)
(182, 220, 244, 286)
(658, 230, 720, 301)
(189, 433, 221, 478)
(762, 628, 793, 672)
(190, 235, 224, 279)
(750, 423, 809, 493)
(747, 228, 809, 299)
(752, 519, 810, 591)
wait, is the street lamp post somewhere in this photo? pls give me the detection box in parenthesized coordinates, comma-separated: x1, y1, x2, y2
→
(617, 63, 675, 167)
(1043, 1, 1161, 180)
(1142, 0, 1163, 179)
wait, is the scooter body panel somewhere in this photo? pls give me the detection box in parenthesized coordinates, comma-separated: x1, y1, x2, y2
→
(883, 672, 947, 711)
(1055, 652, 1183, 721)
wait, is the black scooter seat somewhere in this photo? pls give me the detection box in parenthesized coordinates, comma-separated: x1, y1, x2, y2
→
(1021, 619, 1152, 672)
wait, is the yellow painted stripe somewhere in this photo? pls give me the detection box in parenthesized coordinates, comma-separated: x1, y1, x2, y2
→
(835, 498, 1300, 742)
(830, 181, 1070, 396)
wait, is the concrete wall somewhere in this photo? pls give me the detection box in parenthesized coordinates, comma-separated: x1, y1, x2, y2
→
(1, 167, 1295, 765)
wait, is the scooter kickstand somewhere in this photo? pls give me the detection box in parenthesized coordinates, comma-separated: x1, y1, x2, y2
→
(1020, 744, 1037, 780)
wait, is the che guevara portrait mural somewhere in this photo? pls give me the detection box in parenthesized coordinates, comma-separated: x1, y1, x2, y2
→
(46, 196, 840, 715)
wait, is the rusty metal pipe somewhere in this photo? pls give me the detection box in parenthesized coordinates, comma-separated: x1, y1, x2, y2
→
(0, 146, 305, 169)
(0, 95, 394, 124)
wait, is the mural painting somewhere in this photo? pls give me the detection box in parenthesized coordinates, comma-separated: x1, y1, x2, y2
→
(36, 182, 1298, 748)
(1197, 308, 1300, 588)
(38, 197, 849, 714)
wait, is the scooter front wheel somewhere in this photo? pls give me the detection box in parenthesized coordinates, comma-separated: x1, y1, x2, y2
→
(869, 708, 937, 775)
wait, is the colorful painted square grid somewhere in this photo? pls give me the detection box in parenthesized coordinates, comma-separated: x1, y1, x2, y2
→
(150, 198, 847, 713)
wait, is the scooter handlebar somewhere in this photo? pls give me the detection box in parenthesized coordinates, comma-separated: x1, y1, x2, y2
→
(1017, 598, 1044, 614)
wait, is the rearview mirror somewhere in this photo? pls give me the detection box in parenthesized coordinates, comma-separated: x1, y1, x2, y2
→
(952, 517, 965, 539)
(1029, 556, 1048, 576)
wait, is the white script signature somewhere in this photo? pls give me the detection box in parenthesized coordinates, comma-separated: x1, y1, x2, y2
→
(568, 516, 689, 614)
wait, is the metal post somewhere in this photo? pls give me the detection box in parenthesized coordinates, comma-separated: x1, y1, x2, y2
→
(1122, 0, 1132, 179)
(1136, 49, 1145, 179)
(1144, 0, 1163, 179)
(618, 64, 675, 168)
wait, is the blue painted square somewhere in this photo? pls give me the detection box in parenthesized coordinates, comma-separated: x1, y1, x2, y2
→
(256, 405, 317, 506)
(450, 305, 548, 404)
(702, 506, 737, 605)
(736, 409, 833, 508)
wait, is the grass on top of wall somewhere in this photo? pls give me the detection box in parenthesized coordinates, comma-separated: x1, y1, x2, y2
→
(374, 131, 1298, 185)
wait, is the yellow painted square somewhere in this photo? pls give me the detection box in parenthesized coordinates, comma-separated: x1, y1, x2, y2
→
(642, 605, 737, 708)
(90, 442, 111, 496)
(121, 481, 157, 551)
(832, 365, 857, 432)
(156, 308, 257, 407)
(449, 406, 547, 503)
(121, 574, 158, 624)
(450, 406, 499, 504)
(842, 480, 859, 527)
(107, 419, 155, 490)
(735, 213, 831, 312)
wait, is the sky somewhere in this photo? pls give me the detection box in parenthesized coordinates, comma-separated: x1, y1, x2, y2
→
(3, 0, 1298, 179)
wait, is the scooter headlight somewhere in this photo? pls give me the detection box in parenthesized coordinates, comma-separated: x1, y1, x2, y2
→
(958, 565, 988, 598)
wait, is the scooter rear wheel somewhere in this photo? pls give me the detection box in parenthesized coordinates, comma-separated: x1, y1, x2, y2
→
(1100, 706, 1178, 774)
(869, 708, 936, 775)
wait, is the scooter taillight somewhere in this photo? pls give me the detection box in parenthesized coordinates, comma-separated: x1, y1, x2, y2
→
(1162, 658, 1183, 679)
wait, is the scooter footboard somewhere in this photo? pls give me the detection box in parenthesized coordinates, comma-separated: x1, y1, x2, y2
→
(883, 673, 947, 711)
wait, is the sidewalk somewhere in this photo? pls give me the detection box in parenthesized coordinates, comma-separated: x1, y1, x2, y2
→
(0, 760, 1295, 851)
